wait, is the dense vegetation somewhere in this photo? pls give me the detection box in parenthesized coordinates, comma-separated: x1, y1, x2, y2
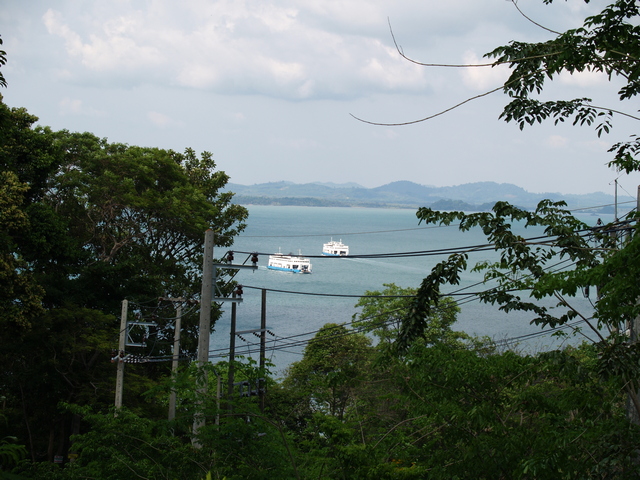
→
(0, 94, 248, 474)
(3, 0, 640, 477)
(10, 288, 640, 479)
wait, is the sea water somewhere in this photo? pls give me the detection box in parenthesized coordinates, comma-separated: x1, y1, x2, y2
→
(210, 205, 607, 375)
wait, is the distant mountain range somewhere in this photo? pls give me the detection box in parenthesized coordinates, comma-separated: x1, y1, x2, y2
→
(224, 180, 633, 213)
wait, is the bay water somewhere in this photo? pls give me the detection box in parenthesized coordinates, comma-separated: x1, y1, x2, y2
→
(210, 205, 606, 376)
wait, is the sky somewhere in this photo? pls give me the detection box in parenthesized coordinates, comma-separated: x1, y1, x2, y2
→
(2, 0, 639, 196)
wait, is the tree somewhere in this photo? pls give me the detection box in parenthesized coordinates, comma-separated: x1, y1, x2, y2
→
(0, 98, 249, 463)
(487, 0, 640, 175)
(27, 359, 300, 480)
(353, 283, 463, 348)
(374, 342, 640, 479)
(0, 170, 44, 328)
(381, 1, 640, 421)
(37, 131, 246, 307)
(16, 406, 209, 480)
(365, 0, 640, 176)
(282, 323, 373, 422)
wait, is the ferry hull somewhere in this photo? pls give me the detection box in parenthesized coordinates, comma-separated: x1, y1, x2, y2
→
(267, 253, 312, 273)
(267, 265, 311, 273)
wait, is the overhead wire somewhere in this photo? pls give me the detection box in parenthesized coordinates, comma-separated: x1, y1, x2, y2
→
(232, 200, 635, 240)
(219, 225, 611, 359)
(128, 255, 599, 363)
(121, 205, 634, 364)
(209, 313, 595, 360)
(207, 255, 593, 360)
(231, 221, 621, 260)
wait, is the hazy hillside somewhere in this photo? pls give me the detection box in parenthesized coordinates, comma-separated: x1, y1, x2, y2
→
(225, 180, 631, 213)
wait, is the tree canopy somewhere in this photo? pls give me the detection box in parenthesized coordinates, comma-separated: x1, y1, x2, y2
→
(0, 97, 248, 463)
(395, 0, 640, 424)
(488, 0, 640, 173)
(6, 2, 640, 477)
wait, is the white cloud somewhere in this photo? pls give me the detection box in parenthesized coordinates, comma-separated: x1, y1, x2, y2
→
(59, 97, 83, 115)
(460, 51, 510, 92)
(39, 1, 432, 99)
(43, 8, 164, 72)
(42, 10, 84, 56)
(585, 138, 610, 152)
(546, 135, 569, 148)
(378, 129, 400, 140)
(558, 69, 609, 88)
(147, 111, 172, 127)
(176, 64, 220, 89)
(59, 97, 104, 117)
(6, 0, 635, 195)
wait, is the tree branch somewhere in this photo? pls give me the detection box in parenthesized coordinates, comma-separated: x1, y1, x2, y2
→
(509, 0, 561, 35)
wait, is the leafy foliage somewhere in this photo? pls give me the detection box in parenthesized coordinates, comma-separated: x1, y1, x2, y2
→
(403, 199, 640, 417)
(283, 323, 373, 421)
(486, 0, 640, 172)
(353, 283, 462, 348)
(6, 3, 640, 474)
(0, 437, 27, 472)
(275, 336, 639, 479)
(0, 98, 248, 463)
(396, 0, 640, 425)
(0, 36, 6, 89)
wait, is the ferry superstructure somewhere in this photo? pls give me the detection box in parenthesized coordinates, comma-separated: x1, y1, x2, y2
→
(267, 253, 312, 273)
(322, 239, 349, 256)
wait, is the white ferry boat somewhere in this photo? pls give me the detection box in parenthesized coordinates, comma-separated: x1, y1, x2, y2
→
(322, 239, 349, 256)
(267, 253, 312, 273)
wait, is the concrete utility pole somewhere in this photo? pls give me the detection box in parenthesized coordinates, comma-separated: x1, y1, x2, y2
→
(166, 300, 183, 422)
(197, 230, 215, 367)
(114, 299, 128, 410)
(228, 293, 237, 410)
(630, 186, 640, 344)
(193, 229, 214, 443)
(260, 288, 267, 412)
(193, 245, 257, 439)
(627, 186, 640, 425)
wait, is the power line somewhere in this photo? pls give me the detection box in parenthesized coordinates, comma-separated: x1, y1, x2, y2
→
(120, 209, 627, 366)
(234, 200, 635, 239)
(236, 223, 458, 238)
(205, 251, 593, 361)
(231, 222, 621, 260)
(128, 255, 596, 364)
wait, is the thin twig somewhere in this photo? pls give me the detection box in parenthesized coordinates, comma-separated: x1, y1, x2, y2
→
(554, 292, 605, 342)
(350, 84, 505, 126)
(509, 0, 561, 35)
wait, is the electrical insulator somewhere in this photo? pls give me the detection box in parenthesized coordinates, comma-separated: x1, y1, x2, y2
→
(251, 253, 259, 265)
(227, 250, 234, 262)
(235, 284, 243, 297)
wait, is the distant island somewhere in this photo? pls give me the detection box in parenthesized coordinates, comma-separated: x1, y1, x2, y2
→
(224, 180, 632, 214)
